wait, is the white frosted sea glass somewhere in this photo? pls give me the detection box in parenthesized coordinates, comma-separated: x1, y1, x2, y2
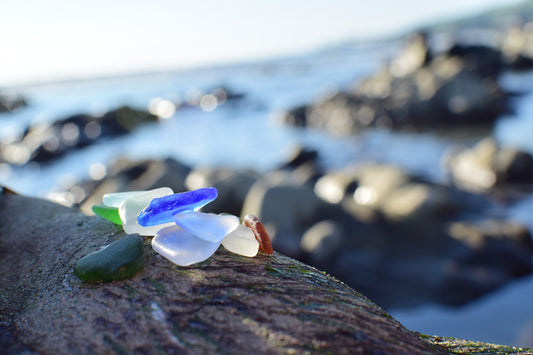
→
(173, 211, 239, 243)
(221, 224, 259, 257)
(152, 225, 221, 266)
(103, 190, 148, 207)
(118, 187, 174, 235)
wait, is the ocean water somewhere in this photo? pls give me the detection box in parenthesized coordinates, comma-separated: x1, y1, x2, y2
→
(1, 41, 533, 347)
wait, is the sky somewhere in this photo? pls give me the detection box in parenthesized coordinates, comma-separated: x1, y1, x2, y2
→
(0, 0, 526, 86)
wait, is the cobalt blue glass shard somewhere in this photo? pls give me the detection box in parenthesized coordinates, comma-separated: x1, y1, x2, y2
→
(137, 187, 218, 227)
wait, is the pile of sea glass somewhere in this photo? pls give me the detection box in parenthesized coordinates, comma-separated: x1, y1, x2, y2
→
(91, 187, 273, 267)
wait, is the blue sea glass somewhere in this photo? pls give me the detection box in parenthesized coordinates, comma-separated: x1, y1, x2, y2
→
(152, 225, 220, 266)
(137, 187, 218, 227)
(173, 211, 239, 243)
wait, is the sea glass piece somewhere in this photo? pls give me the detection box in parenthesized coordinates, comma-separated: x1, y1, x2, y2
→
(137, 187, 218, 227)
(119, 187, 174, 235)
(103, 190, 147, 207)
(243, 214, 274, 255)
(152, 225, 220, 266)
(173, 211, 239, 243)
(92, 204, 122, 225)
(221, 224, 259, 257)
(74, 234, 144, 282)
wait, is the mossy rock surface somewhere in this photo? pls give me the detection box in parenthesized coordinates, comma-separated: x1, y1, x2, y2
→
(0, 188, 530, 354)
(418, 333, 533, 355)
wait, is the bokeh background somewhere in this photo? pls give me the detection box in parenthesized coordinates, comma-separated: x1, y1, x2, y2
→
(2, 0, 533, 348)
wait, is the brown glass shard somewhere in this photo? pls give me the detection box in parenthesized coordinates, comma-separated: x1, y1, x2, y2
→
(243, 214, 273, 255)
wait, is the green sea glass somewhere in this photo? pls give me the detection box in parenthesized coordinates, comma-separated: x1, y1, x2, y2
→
(92, 204, 122, 225)
(74, 234, 144, 282)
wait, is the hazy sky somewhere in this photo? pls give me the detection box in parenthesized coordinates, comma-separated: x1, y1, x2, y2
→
(0, 0, 525, 86)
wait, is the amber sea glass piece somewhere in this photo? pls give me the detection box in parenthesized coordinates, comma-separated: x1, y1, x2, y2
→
(243, 214, 273, 255)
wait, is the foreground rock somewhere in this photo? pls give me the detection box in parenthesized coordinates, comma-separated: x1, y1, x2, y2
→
(1, 188, 530, 354)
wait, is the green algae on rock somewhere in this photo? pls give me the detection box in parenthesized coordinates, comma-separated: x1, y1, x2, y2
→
(91, 204, 122, 225)
(74, 234, 144, 282)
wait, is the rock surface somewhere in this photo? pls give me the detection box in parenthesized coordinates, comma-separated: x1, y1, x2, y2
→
(0, 189, 432, 354)
(2, 188, 531, 354)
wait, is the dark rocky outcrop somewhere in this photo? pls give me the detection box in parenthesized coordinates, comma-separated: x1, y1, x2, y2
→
(1, 188, 531, 354)
(281, 33, 512, 134)
(0, 94, 27, 113)
(0, 106, 158, 165)
(501, 23, 533, 71)
(75, 157, 192, 214)
(443, 137, 533, 192)
(309, 163, 533, 308)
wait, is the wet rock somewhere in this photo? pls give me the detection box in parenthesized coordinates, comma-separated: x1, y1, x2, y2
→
(448, 219, 533, 276)
(301, 220, 344, 264)
(185, 167, 259, 215)
(0, 94, 27, 113)
(281, 33, 510, 134)
(306, 161, 533, 308)
(380, 183, 456, 223)
(242, 171, 324, 230)
(278, 146, 319, 170)
(78, 157, 191, 213)
(0, 106, 158, 165)
(444, 137, 533, 192)
(316, 164, 458, 225)
(241, 171, 326, 256)
(74, 234, 144, 282)
(209, 85, 246, 104)
(314, 166, 360, 204)
(501, 23, 533, 71)
(276, 146, 323, 186)
(389, 32, 432, 77)
(446, 43, 504, 78)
